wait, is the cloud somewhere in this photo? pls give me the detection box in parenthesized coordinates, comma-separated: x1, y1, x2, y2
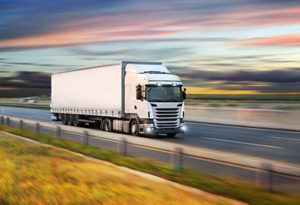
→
(175, 68, 300, 83)
(69, 48, 135, 56)
(0, 62, 66, 67)
(229, 33, 300, 47)
(174, 67, 300, 93)
(0, 36, 232, 52)
(0, 71, 50, 88)
(1, 0, 300, 51)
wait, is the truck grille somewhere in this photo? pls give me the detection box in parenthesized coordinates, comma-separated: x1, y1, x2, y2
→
(154, 108, 180, 129)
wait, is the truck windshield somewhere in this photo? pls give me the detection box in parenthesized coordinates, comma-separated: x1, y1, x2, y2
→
(146, 85, 183, 102)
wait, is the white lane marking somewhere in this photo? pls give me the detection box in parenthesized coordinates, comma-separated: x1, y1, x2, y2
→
(267, 135, 300, 142)
(203, 137, 284, 150)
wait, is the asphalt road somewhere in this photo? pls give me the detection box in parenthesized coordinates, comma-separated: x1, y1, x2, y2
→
(1, 106, 299, 165)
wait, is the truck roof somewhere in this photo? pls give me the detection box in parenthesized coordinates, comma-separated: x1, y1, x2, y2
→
(52, 61, 163, 75)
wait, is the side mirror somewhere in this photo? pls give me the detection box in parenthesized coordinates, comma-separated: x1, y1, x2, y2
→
(136, 85, 142, 100)
(183, 88, 186, 100)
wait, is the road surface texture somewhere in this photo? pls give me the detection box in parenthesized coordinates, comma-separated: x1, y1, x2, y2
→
(1, 106, 300, 192)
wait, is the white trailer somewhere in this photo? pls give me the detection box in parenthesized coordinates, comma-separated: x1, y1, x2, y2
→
(51, 61, 186, 137)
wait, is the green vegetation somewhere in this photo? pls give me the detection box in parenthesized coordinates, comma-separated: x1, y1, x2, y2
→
(0, 124, 300, 205)
(0, 88, 50, 98)
(0, 132, 215, 205)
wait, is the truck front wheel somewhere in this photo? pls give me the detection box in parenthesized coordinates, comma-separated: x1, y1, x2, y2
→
(130, 120, 139, 136)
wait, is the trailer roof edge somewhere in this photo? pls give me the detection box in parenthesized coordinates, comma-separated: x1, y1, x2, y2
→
(52, 61, 163, 75)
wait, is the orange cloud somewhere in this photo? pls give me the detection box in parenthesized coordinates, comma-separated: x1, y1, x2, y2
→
(0, 26, 182, 49)
(1, 6, 300, 50)
(230, 33, 300, 47)
(200, 6, 300, 29)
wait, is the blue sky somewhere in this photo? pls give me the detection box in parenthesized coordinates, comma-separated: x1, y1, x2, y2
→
(1, 0, 300, 94)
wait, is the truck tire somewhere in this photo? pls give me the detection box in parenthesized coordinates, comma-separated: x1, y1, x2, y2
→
(67, 114, 73, 126)
(167, 133, 176, 138)
(73, 115, 79, 126)
(96, 119, 103, 130)
(61, 114, 67, 125)
(130, 120, 139, 136)
(103, 118, 112, 132)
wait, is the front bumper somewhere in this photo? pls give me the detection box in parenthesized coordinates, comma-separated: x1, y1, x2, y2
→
(140, 121, 186, 135)
(150, 127, 184, 134)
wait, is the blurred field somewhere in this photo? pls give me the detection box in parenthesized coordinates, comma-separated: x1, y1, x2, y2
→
(1, 125, 300, 205)
(0, 132, 239, 205)
(185, 94, 300, 110)
(0, 88, 50, 98)
(188, 94, 300, 101)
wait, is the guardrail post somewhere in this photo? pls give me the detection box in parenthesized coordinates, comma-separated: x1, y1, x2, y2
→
(82, 130, 89, 145)
(6, 117, 10, 126)
(118, 137, 127, 156)
(0, 116, 4, 124)
(19, 120, 23, 129)
(256, 162, 273, 192)
(171, 147, 183, 171)
(56, 126, 61, 138)
(36, 122, 40, 134)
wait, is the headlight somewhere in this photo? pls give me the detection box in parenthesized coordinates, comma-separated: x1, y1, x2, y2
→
(145, 127, 152, 133)
(180, 125, 187, 132)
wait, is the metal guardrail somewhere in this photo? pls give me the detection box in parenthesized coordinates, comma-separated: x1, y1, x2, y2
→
(1, 114, 300, 191)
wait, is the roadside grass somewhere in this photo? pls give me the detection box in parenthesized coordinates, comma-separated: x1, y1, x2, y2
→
(0, 133, 218, 205)
(0, 124, 300, 205)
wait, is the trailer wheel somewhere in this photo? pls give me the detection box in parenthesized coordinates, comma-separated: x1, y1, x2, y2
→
(61, 114, 67, 125)
(96, 119, 102, 130)
(130, 120, 139, 136)
(103, 118, 112, 132)
(73, 115, 79, 126)
(67, 114, 73, 126)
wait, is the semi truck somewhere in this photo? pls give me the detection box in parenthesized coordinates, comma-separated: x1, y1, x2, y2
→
(50, 61, 186, 137)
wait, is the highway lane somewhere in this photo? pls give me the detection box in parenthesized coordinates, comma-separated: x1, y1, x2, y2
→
(1, 106, 300, 164)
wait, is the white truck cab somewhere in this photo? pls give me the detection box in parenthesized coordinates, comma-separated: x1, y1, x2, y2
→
(125, 63, 186, 136)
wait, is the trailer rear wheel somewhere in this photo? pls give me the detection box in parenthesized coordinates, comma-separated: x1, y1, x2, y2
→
(67, 114, 73, 126)
(73, 115, 79, 126)
(96, 119, 102, 130)
(130, 120, 139, 136)
(61, 114, 67, 125)
(103, 118, 112, 132)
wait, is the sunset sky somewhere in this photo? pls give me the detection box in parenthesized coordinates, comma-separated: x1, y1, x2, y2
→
(1, 0, 300, 94)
